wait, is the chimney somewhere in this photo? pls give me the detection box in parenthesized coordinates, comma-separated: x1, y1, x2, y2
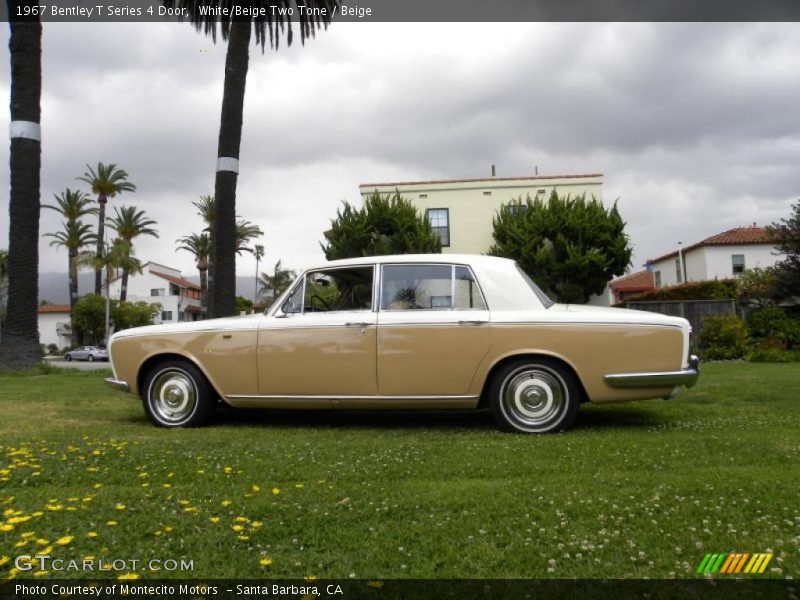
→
(491, 164, 496, 177)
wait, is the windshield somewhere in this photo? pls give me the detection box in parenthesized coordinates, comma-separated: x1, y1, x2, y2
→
(515, 263, 554, 309)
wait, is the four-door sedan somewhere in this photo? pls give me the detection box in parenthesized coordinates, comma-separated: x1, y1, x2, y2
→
(106, 254, 699, 433)
(65, 345, 108, 362)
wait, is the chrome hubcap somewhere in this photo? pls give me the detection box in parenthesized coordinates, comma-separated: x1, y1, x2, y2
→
(150, 370, 197, 424)
(503, 368, 565, 428)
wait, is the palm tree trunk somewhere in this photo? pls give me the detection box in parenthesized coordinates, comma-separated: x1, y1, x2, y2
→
(211, 21, 251, 318)
(199, 267, 208, 318)
(0, 16, 43, 370)
(94, 196, 107, 295)
(120, 266, 129, 302)
(68, 248, 79, 347)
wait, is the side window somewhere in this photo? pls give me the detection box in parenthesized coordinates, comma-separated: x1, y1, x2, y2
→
(302, 266, 374, 312)
(381, 264, 486, 311)
(454, 266, 487, 310)
(281, 283, 303, 314)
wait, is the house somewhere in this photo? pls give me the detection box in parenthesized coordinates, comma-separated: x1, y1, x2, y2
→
(608, 270, 655, 304)
(37, 304, 72, 349)
(108, 262, 202, 323)
(646, 226, 779, 288)
(359, 173, 604, 255)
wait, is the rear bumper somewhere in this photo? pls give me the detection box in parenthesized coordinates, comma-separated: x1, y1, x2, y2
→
(604, 355, 700, 389)
(105, 377, 129, 392)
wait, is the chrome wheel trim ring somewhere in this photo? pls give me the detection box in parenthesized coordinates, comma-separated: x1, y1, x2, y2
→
(148, 368, 198, 425)
(501, 366, 567, 431)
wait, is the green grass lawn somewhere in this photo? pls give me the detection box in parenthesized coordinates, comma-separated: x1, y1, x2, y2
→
(0, 363, 798, 580)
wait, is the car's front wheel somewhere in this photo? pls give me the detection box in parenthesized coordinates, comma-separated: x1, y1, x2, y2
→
(142, 360, 215, 428)
(489, 358, 580, 433)
(88, 354, 95, 362)
(65, 354, 72, 362)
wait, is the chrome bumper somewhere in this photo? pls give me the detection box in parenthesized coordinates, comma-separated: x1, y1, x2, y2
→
(105, 377, 129, 392)
(604, 355, 700, 389)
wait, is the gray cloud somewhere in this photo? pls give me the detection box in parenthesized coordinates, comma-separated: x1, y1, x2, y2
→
(1, 22, 799, 295)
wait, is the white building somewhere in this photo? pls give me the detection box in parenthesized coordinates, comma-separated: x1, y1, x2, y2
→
(647, 226, 780, 288)
(108, 262, 202, 323)
(37, 304, 72, 349)
(359, 173, 604, 255)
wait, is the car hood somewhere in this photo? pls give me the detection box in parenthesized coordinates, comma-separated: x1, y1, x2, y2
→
(109, 313, 263, 341)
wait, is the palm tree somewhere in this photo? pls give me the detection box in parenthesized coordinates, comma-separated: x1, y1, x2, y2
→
(163, 0, 337, 318)
(107, 206, 159, 301)
(43, 188, 97, 342)
(44, 221, 97, 346)
(77, 163, 136, 295)
(259, 260, 297, 307)
(1, 16, 43, 369)
(235, 219, 264, 255)
(193, 194, 216, 315)
(253, 244, 265, 302)
(176, 233, 211, 317)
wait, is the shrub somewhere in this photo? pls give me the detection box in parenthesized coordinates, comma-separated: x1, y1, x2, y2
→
(46, 343, 59, 355)
(697, 314, 748, 360)
(748, 348, 800, 363)
(747, 307, 800, 349)
(629, 279, 738, 302)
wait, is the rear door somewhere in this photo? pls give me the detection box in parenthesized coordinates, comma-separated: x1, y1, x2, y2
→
(376, 264, 491, 397)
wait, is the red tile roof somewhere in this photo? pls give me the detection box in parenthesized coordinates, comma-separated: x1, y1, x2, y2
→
(38, 304, 71, 313)
(609, 270, 655, 290)
(359, 173, 603, 189)
(151, 270, 201, 291)
(648, 226, 774, 264)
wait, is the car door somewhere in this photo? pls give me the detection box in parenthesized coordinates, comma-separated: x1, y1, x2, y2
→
(376, 263, 491, 398)
(257, 265, 378, 403)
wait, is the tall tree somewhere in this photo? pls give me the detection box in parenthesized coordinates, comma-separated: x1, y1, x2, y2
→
(164, 0, 338, 318)
(43, 188, 97, 344)
(488, 191, 632, 304)
(107, 205, 159, 301)
(259, 260, 297, 307)
(176, 232, 211, 317)
(235, 219, 264, 255)
(43, 221, 96, 346)
(1, 11, 42, 369)
(767, 199, 800, 298)
(322, 191, 442, 260)
(193, 194, 216, 316)
(253, 243, 265, 302)
(77, 163, 136, 295)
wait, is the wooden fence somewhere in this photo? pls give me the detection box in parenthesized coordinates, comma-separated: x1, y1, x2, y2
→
(621, 299, 737, 335)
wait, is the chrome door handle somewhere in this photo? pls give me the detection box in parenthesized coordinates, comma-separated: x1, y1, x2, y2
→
(458, 320, 488, 325)
(345, 322, 370, 327)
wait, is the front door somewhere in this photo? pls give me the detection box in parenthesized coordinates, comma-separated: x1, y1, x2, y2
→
(257, 265, 377, 399)
(376, 264, 491, 397)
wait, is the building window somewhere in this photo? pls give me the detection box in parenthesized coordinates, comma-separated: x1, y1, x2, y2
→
(654, 271, 662, 288)
(161, 311, 173, 321)
(675, 258, 683, 284)
(425, 208, 450, 247)
(732, 254, 745, 274)
(506, 203, 527, 217)
(151, 288, 165, 297)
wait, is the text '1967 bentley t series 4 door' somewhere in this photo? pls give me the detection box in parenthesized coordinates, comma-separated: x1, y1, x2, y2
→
(106, 254, 699, 433)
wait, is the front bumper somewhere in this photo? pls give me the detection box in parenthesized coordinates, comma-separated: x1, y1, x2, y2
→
(604, 355, 700, 389)
(105, 377, 129, 392)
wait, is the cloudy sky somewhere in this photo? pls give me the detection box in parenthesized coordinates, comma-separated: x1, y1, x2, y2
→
(1, 22, 799, 285)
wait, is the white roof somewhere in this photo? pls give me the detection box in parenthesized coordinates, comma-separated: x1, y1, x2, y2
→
(323, 253, 515, 268)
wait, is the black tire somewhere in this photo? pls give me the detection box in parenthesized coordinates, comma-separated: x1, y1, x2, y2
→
(141, 359, 215, 428)
(88, 354, 95, 362)
(488, 357, 580, 434)
(65, 354, 72, 362)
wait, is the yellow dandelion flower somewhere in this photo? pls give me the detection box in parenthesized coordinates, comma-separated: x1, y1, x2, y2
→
(0, 524, 13, 532)
(164, 526, 173, 533)
(45, 504, 63, 511)
(223, 467, 233, 474)
(167, 472, 174, 478)
(93, 483, 103, 489)
(209, 517, 220, 524)
(179, 499, 190, 505)
(31, 511, 43, 517)
(237, 535, 249, 541)
(251, 485, 260, 492)
(221, 499, 231, 507)
(250, 521, 263, 529)
(36, 539, 49, 546)
(231, 525, 244, 532)
(118, 573, 139, 580)
(115, 503, 126, 510)
(82, 496, 93, 503)
(66, 507, 77, 512)
(40, 546, 53, 555)
(295, 484, 304, 489)
(162, 483, 172, 488)
(154, 531, 163, 537)
(271, 488, 281, 495)
(0, 556, 9, 567)
(234, 516, 248, 523)
(106, 521, 118, 527)
(2, 509, 13, 516)
(14, 541, 27, 548)
(21, 532, 35, 538)
(141, 483, 149, 488)
(259, 557, 273, 566)
(87, 531, 98, 538)
(196, 469, 205, 474)
(55, 535, 74, 545)
(67, 497, 79, 502)
(33, 570, 49, 578)
(7, 516, 31, 524)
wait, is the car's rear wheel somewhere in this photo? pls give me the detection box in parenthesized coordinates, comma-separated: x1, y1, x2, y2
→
(65, 354, 72, 362)
(88, 355, 95, 362)
(142, 359, 214, 428)
(489, 358, 580, 433)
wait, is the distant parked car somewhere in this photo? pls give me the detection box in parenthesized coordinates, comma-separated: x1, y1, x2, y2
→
(106, 254, 699, 432)
(65, 346, 108, 362)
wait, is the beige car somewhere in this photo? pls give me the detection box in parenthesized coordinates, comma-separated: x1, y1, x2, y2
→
(106, 254, 699, 433)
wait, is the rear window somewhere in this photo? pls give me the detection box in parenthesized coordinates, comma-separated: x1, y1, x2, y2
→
(515, 263, 554, 308)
